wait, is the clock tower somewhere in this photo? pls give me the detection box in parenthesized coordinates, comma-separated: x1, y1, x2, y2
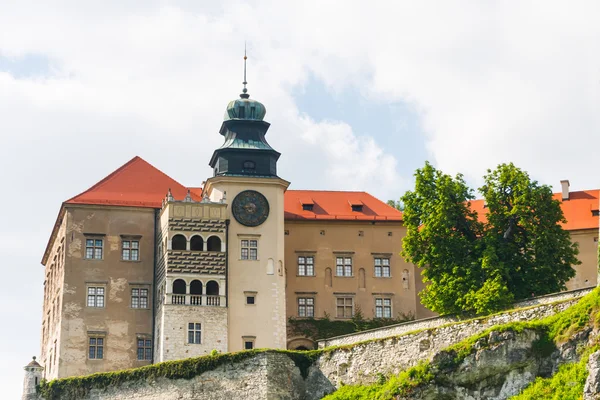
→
(204, 56, 289, 351)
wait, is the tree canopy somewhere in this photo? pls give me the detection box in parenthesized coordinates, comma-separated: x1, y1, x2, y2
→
(401, 162, 579, 315)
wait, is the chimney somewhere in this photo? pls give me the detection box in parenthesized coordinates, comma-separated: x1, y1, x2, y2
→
(560, 180, 570, 200)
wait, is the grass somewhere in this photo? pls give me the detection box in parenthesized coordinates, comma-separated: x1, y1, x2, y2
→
(322, 287, 600, 400)
(39, 289, 600, 400)
(37, 349, 322, 400)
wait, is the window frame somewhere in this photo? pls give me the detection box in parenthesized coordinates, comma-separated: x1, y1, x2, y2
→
(375, 298, 392, 318)
(335, 257, 353, 277)
(374, 257, 391, 278)
(297, 297, 315, 317)
(136, 338, 152, 361)
(88, 336, 105, 360)
(131, 287, 149, 309)
(122, 239, 140, 261)
(297, 256, 315, 276)
(242, 336, 256, 350)
(336, 297, 354, 319)
(85, 238, 104, 260)
(240, 239, 258, 260)
(187, 322, 202, 344)
(86, 286, 106, 308)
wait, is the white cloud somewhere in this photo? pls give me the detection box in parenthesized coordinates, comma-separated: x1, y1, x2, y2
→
(1, 1, 599, 397)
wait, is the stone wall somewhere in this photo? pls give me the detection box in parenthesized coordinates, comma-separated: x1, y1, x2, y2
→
(158, 304, 227, 362)
(318, 286, 594, 348)
(34, 290, 594, 400)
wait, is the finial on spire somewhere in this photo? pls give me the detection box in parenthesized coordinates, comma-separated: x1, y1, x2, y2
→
(241, 42, 249, 99)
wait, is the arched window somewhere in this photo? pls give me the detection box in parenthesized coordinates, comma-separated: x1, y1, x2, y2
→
(190, 236, 204, 251)
(172, 279, 186, 294)
(207, 236, 221, 252)
(190, 280, 203, 295)
(172, 235, 187, 251)
(206, 281, 219, 296)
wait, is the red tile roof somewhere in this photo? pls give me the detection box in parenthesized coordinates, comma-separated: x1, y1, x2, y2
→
(469, 190, 599, 231)
(66, 156, 201, 208)
(284, 190, 403, 221)
(60, 156, 598, 229)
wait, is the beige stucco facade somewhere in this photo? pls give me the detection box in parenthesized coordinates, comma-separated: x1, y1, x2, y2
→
(566, 229, 598, 290)
(284, 220, 420, 348)
(42, 205, 155, 379)
(205, 175, 290, 352)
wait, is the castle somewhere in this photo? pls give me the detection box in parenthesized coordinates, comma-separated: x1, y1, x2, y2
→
(23, 70, 599, 396)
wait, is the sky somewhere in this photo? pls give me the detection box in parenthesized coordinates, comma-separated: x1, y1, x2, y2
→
(0, 1, 599, 397)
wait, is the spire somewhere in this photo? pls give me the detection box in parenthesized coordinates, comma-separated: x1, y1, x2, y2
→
(240, 43, 249, 99)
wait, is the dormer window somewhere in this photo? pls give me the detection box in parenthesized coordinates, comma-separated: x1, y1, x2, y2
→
(243, 160, 255, 170)
(351, 205, 363, 212)
(300, 197, 315, 212)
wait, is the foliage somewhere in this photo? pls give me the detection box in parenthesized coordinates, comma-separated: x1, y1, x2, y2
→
(323, 288, 600, 400)
(288, 309, 414, 341)
(37, 349, 322, 400)
(324, 362, 434, 400)
(386, 199, 405, 211)
(510, 347, 598, 400)
(402, 161, 579, 315)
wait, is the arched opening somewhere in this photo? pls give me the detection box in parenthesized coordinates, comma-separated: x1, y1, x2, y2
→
(206, 280, 220, 306)
(206, 281, 219, 296)
(190, 280, 203, 295)
(325, 268, 332, 287)
(207, 236, 221, 252)
(190, 236, 204, 251)
(190, 280, 203, 305)
(295, 346, 309, 351)
(359, 268, 366, 289)
(172, 235, 187, 251)
(172, 279, 186, 294)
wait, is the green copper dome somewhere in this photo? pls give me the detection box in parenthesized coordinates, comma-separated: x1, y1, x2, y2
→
(224, 97, 266, 121)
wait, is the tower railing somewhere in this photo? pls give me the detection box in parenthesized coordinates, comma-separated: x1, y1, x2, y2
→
(166, 293, 225, 307)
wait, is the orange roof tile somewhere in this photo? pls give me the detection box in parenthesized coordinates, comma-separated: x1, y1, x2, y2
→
(469, 190, 599, 231)
(66, 156, 201, 208)
(284, 190, 403, 221)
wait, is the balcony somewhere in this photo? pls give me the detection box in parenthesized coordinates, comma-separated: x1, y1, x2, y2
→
(167, 294, 225, 307)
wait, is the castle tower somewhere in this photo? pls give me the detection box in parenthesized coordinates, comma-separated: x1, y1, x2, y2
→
(204, 53, 289, 351)
(22, 357, 43, 400)
(154, 190, 229, 361)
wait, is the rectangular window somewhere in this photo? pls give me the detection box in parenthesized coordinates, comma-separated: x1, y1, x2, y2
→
(85, 239, 103, 259)
(244, 340, 254, 350)
(122, 240, 140, 261)
(187, 323, 201, 344)
(298, 297, 315, 317)
(374, 258, 391, 277)
(131, 288, 149, 309)
(137, 339, 152, 361)
(336, 297, 353, 318)
(88, 337, 104, 359)
(246, 296, 255, 305)
(375, 298, 392, 318)
(241, 239, 258, 260)
(336, 257, 352, 277)
(298, 256, 314, 276)
(87, 287, 105, 308)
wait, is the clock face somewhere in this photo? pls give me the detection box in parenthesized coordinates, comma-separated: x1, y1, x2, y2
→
(231, 190, 270, 227)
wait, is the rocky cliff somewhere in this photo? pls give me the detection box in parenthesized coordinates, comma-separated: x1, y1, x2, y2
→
(36, 288, 600, 400)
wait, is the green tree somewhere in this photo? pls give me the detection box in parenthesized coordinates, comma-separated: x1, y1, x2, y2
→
(480, 163, 579, 300)
(402, 162, 579, 315)
(387, 199, 405, 211)
(401, 162, 484, 314)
